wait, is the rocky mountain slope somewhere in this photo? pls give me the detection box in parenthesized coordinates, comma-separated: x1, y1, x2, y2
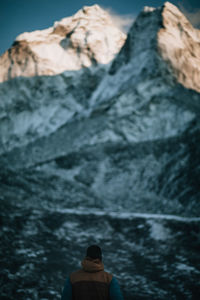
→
(0, 5, 125, 153)
(0, 2, 199, 215)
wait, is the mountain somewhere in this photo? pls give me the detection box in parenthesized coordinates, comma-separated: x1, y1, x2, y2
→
(0, 2, 199, 215)
(1, 2, 200, 300)
(108, 2, 200, 92)
(0, 2, 200, 212)
(0, 5, 125, 80)
(0, 5, 125, 153)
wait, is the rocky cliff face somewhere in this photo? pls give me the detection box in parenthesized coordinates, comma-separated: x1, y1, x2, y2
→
(158, 2, 200, 92)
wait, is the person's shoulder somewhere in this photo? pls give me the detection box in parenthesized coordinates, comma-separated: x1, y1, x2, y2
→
(109, 276, 124, 299)
(103, 270, 113, 283)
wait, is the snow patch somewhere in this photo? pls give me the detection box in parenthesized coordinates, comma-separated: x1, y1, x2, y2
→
(147, 220, 169, 241)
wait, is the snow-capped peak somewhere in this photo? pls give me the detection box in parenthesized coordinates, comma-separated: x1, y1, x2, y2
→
(90, 0, 200, 106)
(158, 2, 200, 92)
(0, 5, 126, 82)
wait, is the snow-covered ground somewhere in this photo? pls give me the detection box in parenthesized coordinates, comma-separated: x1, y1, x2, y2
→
(1, 198, 199, 299)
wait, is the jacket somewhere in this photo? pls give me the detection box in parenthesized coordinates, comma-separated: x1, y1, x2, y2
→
(61, 257, 123, 300)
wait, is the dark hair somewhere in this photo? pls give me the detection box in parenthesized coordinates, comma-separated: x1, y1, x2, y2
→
(86, 245, 102, 260)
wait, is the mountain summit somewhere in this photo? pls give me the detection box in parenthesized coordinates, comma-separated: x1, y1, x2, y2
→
(1, 2, 199, 92)
(158, 2, 200, 92)
(99, 1, 200, 103)
(0, 5, 125, 82)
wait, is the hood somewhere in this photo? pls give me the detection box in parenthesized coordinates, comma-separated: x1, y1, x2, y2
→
(81, 257, 104, 273)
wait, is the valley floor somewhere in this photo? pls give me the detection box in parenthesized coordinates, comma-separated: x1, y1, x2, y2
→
(1, 197, 200, 299)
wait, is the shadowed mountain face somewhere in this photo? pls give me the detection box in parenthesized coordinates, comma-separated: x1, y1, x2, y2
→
(0, 2, 200, 299)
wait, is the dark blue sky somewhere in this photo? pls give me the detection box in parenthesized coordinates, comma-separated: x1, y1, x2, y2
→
(0, 0, 199, 55)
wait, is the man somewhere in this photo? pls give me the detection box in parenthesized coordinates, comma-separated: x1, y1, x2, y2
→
(61, 245, 124, 300)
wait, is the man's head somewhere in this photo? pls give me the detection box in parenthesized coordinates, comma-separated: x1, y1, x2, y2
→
(86, 245, 102, 260)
